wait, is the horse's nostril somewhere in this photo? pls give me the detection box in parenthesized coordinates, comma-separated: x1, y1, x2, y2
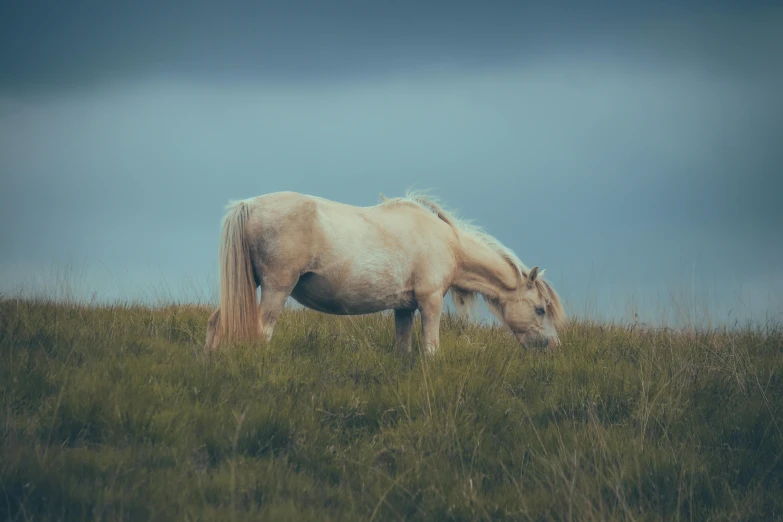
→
(541, 336, 549, 348)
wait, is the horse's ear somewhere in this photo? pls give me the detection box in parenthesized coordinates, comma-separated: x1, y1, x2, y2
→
(528, 266, 539, 283)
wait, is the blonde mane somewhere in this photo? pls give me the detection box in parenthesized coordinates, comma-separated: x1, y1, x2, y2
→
(382, 190, 566, 329)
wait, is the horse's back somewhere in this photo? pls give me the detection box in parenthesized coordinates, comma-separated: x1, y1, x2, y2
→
(246, 190, 456, 274)
(249, 191, 450, 241)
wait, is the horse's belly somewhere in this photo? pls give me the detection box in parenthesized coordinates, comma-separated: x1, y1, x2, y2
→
(290, 272, 414, 315)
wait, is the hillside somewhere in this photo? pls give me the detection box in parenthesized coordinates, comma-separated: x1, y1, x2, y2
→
(1, 299, 781, 521)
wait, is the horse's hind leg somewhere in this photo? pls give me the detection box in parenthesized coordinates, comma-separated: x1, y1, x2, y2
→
(257, 281, 297, 343)
(394, 309, 415, 353)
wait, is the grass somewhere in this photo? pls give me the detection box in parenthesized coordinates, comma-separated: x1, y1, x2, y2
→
(1, 297, 781, 521)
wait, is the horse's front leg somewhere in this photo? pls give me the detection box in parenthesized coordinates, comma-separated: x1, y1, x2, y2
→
(418, 293, 444, 355)
(394, 309, 415, 353)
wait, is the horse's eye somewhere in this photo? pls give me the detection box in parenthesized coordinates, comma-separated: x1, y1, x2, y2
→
(535, 307, 546, 317)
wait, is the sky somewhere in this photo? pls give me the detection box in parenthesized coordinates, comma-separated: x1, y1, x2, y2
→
(1, 1, 782, 327)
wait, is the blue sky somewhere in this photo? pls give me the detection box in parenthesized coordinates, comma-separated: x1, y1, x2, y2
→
(1, 1, 781, 326)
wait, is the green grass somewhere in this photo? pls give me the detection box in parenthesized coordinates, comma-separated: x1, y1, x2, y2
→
(1, 298, 781, 521)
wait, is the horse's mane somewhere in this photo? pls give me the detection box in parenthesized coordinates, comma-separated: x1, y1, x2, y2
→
(380, 190, 566, 330)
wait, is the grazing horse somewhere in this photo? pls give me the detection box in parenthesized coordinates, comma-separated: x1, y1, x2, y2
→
(205, 191, 566, 353)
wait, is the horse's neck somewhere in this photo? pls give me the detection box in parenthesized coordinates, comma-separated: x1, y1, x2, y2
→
(452, 233, 519, 300)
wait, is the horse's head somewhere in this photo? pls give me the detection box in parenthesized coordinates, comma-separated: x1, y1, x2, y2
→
(501, 266, 565, 349)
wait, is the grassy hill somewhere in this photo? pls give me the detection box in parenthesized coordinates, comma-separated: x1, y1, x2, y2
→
(1, 298, 781, 521)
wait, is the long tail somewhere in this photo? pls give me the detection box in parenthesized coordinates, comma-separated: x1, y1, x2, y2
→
(217, 199, 258, 345)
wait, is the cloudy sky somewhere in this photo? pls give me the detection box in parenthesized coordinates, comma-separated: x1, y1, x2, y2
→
(1, 1, 781, 326)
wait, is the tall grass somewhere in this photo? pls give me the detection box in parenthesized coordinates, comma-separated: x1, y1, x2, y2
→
(1, 297, 781, 521)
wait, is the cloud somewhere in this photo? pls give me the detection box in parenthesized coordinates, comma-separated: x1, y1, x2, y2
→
(1, 1, 781, 96)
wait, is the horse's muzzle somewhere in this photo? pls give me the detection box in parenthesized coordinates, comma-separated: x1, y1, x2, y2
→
(518, 332, 561, 350)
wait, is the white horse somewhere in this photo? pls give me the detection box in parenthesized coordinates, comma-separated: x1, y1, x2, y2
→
(205, 191, 566, 353)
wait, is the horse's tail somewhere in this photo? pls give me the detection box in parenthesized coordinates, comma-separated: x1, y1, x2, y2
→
(217, 199, 258, 345)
